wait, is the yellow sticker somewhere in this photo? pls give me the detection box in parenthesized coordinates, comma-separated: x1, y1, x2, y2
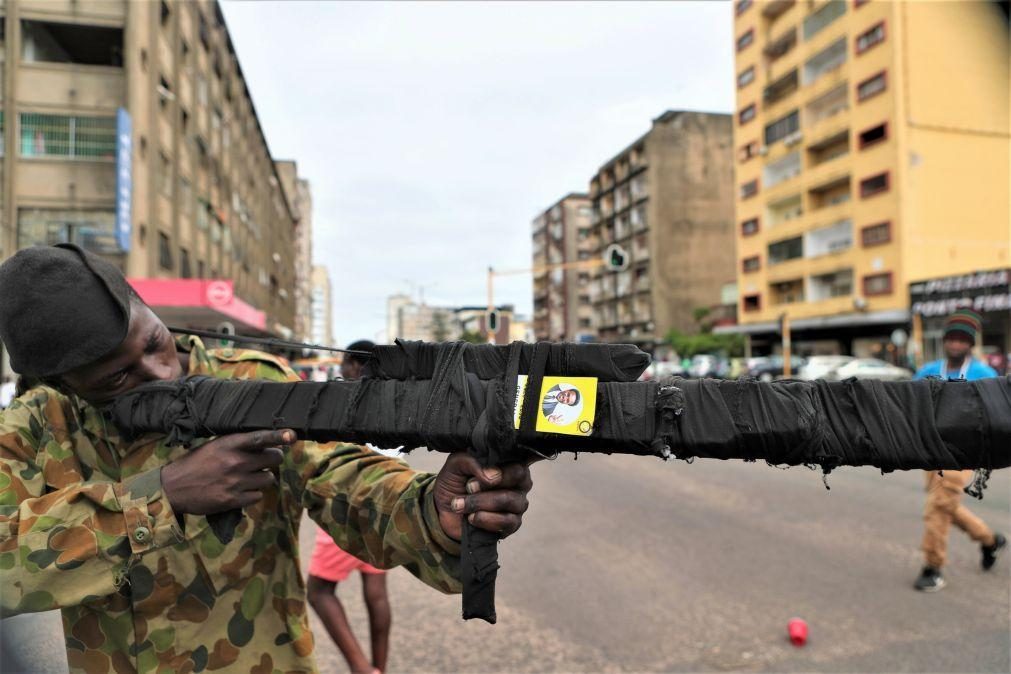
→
(513, 375, 597, 436)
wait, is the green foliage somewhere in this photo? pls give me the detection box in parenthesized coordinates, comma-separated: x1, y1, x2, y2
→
(460, 330, 486, 344)
(666, 329, 745, 358)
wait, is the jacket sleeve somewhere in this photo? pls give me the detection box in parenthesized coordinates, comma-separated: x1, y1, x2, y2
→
(292, 442, 461, 594)
(213, 350, 462, 594)
(0, 391, 185, 617)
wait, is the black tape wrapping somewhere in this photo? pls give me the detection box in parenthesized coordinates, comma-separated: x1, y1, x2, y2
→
(107, 366, 1011, 621)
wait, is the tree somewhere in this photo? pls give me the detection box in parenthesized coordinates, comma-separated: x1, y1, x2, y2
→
(430, 310, 452, 342)
(666, 329, 745, 359)
(460, 330, 486, 344)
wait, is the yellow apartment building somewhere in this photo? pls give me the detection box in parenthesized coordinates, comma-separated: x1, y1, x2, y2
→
(727, 0, 1009, 360)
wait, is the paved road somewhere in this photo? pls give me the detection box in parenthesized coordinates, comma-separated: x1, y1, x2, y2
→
(306, 453, 1010, 674)
(6, 454, 1008, 673)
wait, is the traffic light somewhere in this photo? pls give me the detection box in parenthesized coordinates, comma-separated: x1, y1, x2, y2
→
(216, 321, 235, 348)
(603, 244, 629, 272)
(487, 310, 499, 333)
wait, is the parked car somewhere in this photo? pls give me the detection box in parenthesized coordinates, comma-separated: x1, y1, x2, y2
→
(748, 355, 806, 382)
(689, 354, 730, 378)
(639, 360, 687, 381)
(799, 355, 855, 380)
(823, 358, 913, 381)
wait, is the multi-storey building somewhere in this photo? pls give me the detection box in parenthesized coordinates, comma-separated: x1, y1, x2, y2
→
(310, 264, 333, 347)
(531, 193, 595, 342)
(729, 0, 1009, 358)
(1, 0, 300, 371)
(275, 160, 313, 342)
(588, 110, 736, 349)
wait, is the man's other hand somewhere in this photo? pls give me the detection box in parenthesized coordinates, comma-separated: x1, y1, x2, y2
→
(432, 453, 532, 542)
(161, 429, 293, 515)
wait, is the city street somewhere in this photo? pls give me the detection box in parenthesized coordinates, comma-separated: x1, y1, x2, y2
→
(305, 453, 1010, 674)
(4, 452, 1008, 673)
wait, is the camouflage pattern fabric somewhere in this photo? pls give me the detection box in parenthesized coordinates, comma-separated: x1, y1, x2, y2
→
(0, 336, 461, 673)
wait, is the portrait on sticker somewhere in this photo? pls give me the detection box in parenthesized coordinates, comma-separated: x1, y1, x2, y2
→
(541, 383, 583, 426)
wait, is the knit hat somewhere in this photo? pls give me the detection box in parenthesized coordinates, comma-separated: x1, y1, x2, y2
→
(943, 308, 982, 345)
(0, 244, 132, 377)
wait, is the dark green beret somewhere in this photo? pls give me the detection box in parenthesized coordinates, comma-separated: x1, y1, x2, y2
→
(0, 244, 132, 377)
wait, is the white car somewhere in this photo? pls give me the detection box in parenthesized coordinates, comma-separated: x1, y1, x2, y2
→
(824, 358, 913, 381)
(799, 355, 854, 380)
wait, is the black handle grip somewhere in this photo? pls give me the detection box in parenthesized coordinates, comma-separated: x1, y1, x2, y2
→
(460, 519, 500, 623)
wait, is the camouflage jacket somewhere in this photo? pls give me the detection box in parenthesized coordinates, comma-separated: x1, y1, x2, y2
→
(0, 337, 461, 673)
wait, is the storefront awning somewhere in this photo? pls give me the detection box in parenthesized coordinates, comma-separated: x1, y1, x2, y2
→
(714, 309, 910, 336)
(128, 278, 268, 334)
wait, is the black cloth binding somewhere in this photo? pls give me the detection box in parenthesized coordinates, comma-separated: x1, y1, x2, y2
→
(107, 361, 1011, 623)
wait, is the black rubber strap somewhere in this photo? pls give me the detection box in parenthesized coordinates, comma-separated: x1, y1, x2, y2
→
(518, 342, 550, 438)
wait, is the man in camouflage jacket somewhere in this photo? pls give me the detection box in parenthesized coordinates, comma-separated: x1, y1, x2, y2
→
(0, 244, 533, 673)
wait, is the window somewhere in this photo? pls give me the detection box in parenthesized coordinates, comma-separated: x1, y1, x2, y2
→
(158, 152, 172, 196)
(742, 256, 761, 272)
(803, 0, 846, 41)
(21, 20, 123, 66)
(854, 0, 869, 7)
(739, 103, 756, 125)
(805, 219, 853, 256)
(17, 208, 120, 254)
(739, 140, 759, 162)
(768, 236, 803, 264)
(160, 0, 171, 26)
(197, 260, 206, 279)
(738, 66, 756, 88)
(859, 171, 889, 198)
(743, 294, 762, 312)
(856, 22, 885, 54)
(861, 221, 891, 246)
(741, 217, 760, 236)
(863, 272, 893, 296)
(858, 122, 888, 149)
(19, 114, 116, 159)
(158, 232, 173, 270)
(740, 179, 759, 200)
(158, 76, 172, 110)
(737, 28, 754, 52)
(857, 71, 887, 101)
(764, 109, 799, 145)
(199, 13, 210, 51)
(180, 248, 192, 278)
(181, 39, 189, 64)
(736, 0, 753, 15)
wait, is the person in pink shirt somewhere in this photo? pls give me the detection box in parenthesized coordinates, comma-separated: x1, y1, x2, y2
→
(306, 340, 391, 674)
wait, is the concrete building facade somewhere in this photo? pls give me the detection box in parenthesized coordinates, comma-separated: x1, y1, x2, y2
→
(309, 264, 332, 347)
(2, 0, 300, 354)
(531, 192, 595, 342)
(730, 0, 1009, 358)
(588, 110, 736, 348)
(275, 159, 313, 342)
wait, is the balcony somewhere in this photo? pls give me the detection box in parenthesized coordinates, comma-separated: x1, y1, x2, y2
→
(766, 193, 804, 228)
(807, 130, 849, 171)
(764, 26, 798, 63)
(763, 151, 801, 190)
(768, 235, 803, 266)
(17, 64, 124, 110)
(762, 0, 795, 20)
(808, 174, 851, 211)
(770, 278, 804, 305)
(805, 81, 848, 129)
(803, 37, 847, 87)
(763, 69, 799, 108)
(808, 268, 853, 301)
(805, 219, 853, 258)
(802, 0, 846, 42)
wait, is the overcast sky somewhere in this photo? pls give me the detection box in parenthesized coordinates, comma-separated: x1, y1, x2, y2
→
(220, 0, 734, 345)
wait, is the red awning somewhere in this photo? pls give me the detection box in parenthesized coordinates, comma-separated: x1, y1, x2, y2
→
(128, 278, 268, 334)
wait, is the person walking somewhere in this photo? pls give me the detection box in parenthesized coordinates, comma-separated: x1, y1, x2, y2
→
(306, 340, 392, 674)
(912, 309, 1006, 592)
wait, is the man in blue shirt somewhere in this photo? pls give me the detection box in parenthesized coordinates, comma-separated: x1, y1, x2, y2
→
(912, 309, 1005, 591)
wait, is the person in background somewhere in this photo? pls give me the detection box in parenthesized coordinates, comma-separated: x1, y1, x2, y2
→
(912, 309, 1006, 592)
(306, 340, 392, 674)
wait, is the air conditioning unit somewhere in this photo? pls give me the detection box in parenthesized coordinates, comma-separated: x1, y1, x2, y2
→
(758, 145, 770, 156)
(784, 131, 804, 147)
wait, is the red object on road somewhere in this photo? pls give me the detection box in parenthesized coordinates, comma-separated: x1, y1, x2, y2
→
(788, 617, 808, 646)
